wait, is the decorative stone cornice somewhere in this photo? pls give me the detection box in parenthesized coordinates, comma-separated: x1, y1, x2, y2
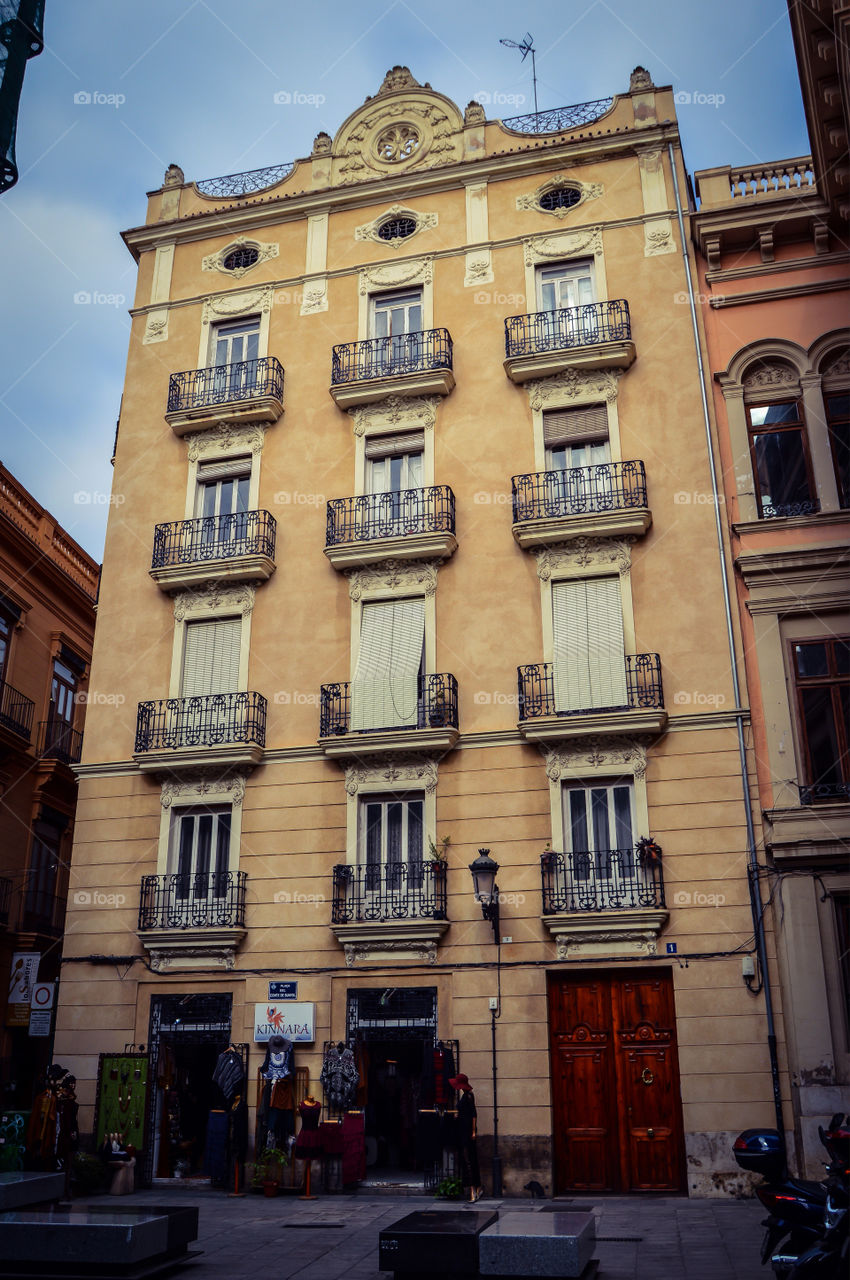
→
(543, 737, 648, 780)
(185, 423, 267, 461)
(526, 367, 621, 410)
(173, 581, 256, 620)
(202, 237, 279, 278)
(346, 559, 439, 600)
(741, 361, 800, 391)
(535, 537, 634, 579)
(344, 755, 439, 795)
(160, 773, 248, 808)
(358, 256, 433, 295)
(347, 395, 438, 437)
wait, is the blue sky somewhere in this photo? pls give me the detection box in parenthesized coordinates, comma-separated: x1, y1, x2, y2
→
(0, 0, 808, 560)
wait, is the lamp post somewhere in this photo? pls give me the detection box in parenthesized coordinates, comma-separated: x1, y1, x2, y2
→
(468, 848, 502, 1198)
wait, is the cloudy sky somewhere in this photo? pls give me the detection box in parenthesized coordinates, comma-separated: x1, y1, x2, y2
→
(0, 0, 808, 560)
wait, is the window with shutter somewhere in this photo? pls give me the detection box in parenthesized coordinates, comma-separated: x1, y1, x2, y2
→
(552, 577, 627, 712)
(350, 599, 425, 731)
(181, 619, 241, 696)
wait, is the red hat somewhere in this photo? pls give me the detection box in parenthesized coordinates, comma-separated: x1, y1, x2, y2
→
(449, 1073, 472, 1091)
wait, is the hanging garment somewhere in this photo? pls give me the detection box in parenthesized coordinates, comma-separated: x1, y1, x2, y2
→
(320, 1045, 360, 1109)
(212, 1048, 245, 1103)
(260, 1040, 294, 1082)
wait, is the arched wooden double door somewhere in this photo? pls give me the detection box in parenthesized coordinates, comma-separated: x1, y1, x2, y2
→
(548, 970, 686, 1193)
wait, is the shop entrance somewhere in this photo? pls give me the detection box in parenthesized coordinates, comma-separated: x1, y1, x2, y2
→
(145, 993, 233, 1184)
(345, 987, 451, 1185)
(547, 970, 686, 1193)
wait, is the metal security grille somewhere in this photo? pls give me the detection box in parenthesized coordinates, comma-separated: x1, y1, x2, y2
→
(223, 246, 259, 270)
(377, 217, 417, 241)
(539, 186, 581, 211)
(346, 987, 437, 1042)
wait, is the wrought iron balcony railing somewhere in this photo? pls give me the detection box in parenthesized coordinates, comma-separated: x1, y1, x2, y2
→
(541, 847, 665, 913)
(326, 485, 455, 546)
(512, 462, 647, 522)
(760, 498, 820, 519)
(332, 861, 447, 925)
(0, 678, 34, 741)
(37, 718, 83, 765)
(518, 655, 663, 719)
(138, 871, 247, 931)
(331, 328, 453, 385)
(320, 673, 458, 737)
(152, 509, 277, 570)
(501, 98, 614, 134)
(135, 692, 267, 753)
(167, 356, 284, 414)
(505, 300, 631, 359)
(798, 781, 850, 805)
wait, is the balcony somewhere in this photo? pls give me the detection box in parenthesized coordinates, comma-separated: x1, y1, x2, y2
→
(137, 871, 247, 972)
(319, 673, 459, 757)
(0, 678, 34, 745)
(503, 301, 635, 383)
(517, 655, 667, 742)
(37, 718, 83, 765)
(511, 461, 651, 547)
(330, 328, 455, 409)
(540, 847, 668, 959)
(0, 877, 11, 928)
(325, 486, 457, 569)
(331, 861, 448, 966)
(150, 510, 277, 590)
(165, 356, 284, 436)
(19, 891, 67, 939)
(134, 692, 266, 772)
(799, 782, 850, 805)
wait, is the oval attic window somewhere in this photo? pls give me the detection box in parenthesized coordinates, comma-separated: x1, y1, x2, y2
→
(377, 217, 417, 241)
(539, 186, 582, 212)
(223, 245, 260, 271)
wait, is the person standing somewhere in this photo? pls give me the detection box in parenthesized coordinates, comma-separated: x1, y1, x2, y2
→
(449, 1073, 484, 1202)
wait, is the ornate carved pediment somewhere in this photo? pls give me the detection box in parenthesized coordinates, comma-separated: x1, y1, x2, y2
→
(344, 755, 439, 795)
(527, 367, 622, 409)
(173, 581, 256, 619)
(346, 559, 439, 600)
(742, 361, 799, 391)
(358, 256, 433, 295)
(543, 737, 648, 780)
(821, 349, 850, 380)
(161, 773, 248, 808)
(201, 285, 273, 326)
(524, 227, 603, 265)
(535, 537, 634, 579)
(185, 423, 267, 461)
(347, 396, 438, 437)
(333, 77, 463, 186)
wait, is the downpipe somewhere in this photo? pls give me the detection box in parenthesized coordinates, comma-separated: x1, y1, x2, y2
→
(667, 142, 786, 1154)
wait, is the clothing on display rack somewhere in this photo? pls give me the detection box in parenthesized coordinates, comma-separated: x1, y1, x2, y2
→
(260, 1035, 294, 1082)
(420, 1041, 456, 1108)
(320, 1042, 360, 1110)
(212, 1046, 245, 1103)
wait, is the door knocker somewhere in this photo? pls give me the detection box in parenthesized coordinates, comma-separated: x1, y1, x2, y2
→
(641, 1067, 654, 1085)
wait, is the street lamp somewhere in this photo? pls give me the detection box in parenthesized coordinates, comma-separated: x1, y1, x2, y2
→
(469, 848, 500, 941)
(468, 848, 502, 1198)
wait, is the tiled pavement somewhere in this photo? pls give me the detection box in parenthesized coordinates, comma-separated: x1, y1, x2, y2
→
(109, 1185, 768, 1279)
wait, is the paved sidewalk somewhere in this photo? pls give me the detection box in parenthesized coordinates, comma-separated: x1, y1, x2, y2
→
(99, 1185, 767, 1279)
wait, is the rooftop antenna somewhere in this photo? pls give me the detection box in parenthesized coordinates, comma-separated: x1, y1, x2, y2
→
(500, 33, 538, 119)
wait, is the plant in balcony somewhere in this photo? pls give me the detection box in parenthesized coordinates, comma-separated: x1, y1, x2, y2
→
(428, 834, 451, 867)
(428, 684, 452, 728)
(636, 836, 662, 867)
(251, 1145, 288, 1196)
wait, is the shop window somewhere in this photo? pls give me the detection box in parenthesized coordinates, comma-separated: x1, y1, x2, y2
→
(792, 637, 850, 802)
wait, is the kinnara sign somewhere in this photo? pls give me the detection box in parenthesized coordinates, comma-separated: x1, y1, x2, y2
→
(254, 1002, 315, 1042)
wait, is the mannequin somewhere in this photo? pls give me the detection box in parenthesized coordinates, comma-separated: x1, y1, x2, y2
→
(449, 1073, 484, 1203)
(295, 1095, 322, 1200)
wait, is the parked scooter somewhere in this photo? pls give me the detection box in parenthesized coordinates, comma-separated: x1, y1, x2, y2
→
(732, 1116, 849, 1279)
(732, 1127, 826, 1276)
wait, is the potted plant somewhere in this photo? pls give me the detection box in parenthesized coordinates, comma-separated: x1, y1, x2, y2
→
(434, 1174, 463, 1200)
(428, 834, 451, 867)
(252, 1145, 288, 1196)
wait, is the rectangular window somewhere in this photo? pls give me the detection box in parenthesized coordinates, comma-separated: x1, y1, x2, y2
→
(825, 392, 849, 508)
(371, 289, 423, 339)
(360, 793, 424, 892)
(181, 618, 241, 697)
(194, 458, 252, 556)
(792, 637, 849, 800)
(747, 401, 817, 518)
(350, 598, 425, 732)
(23, 817, 65, 929)
(552, 577, 627, 712)
(365, 432, 425, 494)
(210, 317, 261, 402)
(171, 808, 232, 900)
(537, 262, 595, 312)
(561, 781, 634, 880)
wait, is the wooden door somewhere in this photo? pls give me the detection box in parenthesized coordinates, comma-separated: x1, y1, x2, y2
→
(548, 970, 685, 1193)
